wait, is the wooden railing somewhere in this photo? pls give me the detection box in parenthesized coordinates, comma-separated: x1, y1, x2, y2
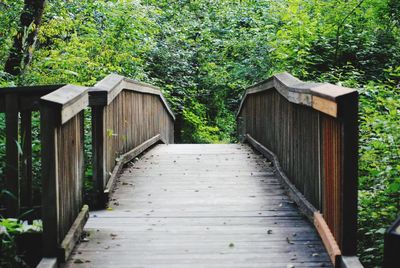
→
(90, 74, 175, 206)
(40, 85, 89, 260)
(237, 72, 361, 267)
(0, 85, 63, 218)
(0, 74, 175, 266)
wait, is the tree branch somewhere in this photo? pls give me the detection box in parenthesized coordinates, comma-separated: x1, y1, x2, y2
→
(334, 0, 365, 64)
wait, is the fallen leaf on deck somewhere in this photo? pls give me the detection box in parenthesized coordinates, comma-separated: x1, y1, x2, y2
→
(286, 237, 294, 244)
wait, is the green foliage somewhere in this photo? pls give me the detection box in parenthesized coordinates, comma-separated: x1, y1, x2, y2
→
(182, 100, 221, 143)
(20, 0, 158, 86)
(0, 0, 399, 267)
(0, 0, 23, 87)
(357, 80, 400, 266)
(0, 218, 42, 267)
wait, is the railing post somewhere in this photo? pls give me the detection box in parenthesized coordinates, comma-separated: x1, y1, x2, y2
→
(40, 104, 60, 257)
(339, 93, 359, 255)
(5, 93, 20, 217)
(40, 84, 89, 262)
(92, 105, 106, 207)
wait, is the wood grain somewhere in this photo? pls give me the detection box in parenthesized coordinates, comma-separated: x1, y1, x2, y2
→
(5, 94, 20, 217)
(65, 144, 332, 267)
(90, 81, 174, 205)
(237, 74, 359, 257)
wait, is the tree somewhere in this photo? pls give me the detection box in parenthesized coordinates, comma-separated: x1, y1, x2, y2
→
(4, 0, 46, 75)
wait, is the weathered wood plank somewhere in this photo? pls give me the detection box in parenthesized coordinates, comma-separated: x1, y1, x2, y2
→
(20, 110, 33, 208)
(313, 212, 341, 266)
(89, 74, 175, 120)
(40, 105, 59, 257)
(66, 144, 332, 267)
(5, 94, 20, 217)
(245, 134, 316, 221)
(36, 258, 58, 268)
(92, 106, 106, 207)
(340, 256, 363, 268)
(237, 73, 359, 258)
(60, 205, 89, 262)
(104, 134, 161, 200)
(41, 84, 88, 124)
(312, 95, 337, 117)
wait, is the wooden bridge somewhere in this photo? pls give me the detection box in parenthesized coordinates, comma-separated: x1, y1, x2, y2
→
(0, 73, 362, 267)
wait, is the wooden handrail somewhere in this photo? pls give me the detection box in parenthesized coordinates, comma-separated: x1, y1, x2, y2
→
(0, 85, 65, 217)
(237, 72, 357, 118)
(89, 73, 175, 120)
(237, 72, 359, 266)
(40, 85, 89, 259)
(1, 75, 175, 264)
(89, 74, 175, 207)
(0, 84, 65, 95)
(41, 85, 89, 124)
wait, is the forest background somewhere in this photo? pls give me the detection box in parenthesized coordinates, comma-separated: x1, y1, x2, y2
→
(0, 0, 399, 267)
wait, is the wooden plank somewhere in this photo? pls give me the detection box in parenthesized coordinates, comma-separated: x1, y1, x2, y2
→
(60, 94, 89, 124)
(36, 258, 58, 268)
(66, 144, 332, 267)
(104, 134, 162, 199)
(92, 106, 107, 207)
(245, 134, 317, 221)
(89, 74, 175, 121)
(237, 72, 357, 119)
(123, 78, 175, 120)
(312, 96, 338, 117)
(41, 84, 88, 107)
(313, 212, 341, 266)
(40, 105, 60, 257)
(338, 92, 359, 255)
(311, 84, 356, 102)
(20, 110, 33, 208)
(5, 94, 20, 217)
(237, 72, 315, 116)
(0, 84, 64, 95)
(340, 256, 363, 268)
(56, 113, 85, 242)
(59, 205, 90, 262)
(41, 84, 88, 124)
(89, 73, 124, 106)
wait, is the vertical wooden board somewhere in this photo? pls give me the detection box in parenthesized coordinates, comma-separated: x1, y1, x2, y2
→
(322, 115, 342, 247)
(240, 89, 321, 209)
(5, 94, 20, 217)
(339, 94, 359, 255)
(121, 91, 126, 154)
(134, 92, 139, 147)
(40, 105, 60, 257)
(57, 114, 85, 240)
(122, 91, 127, 154)
(92, 106, 106, 198)
(104, 105, 110, 184)
(20, 110, 33, 208)
(127, 91, 132, 150)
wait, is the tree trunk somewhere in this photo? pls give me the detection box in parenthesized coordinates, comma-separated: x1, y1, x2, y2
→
(4, 0, 46, 76)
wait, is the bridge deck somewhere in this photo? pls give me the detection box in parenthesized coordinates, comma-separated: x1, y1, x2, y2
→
(65, 144, 331, 267)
